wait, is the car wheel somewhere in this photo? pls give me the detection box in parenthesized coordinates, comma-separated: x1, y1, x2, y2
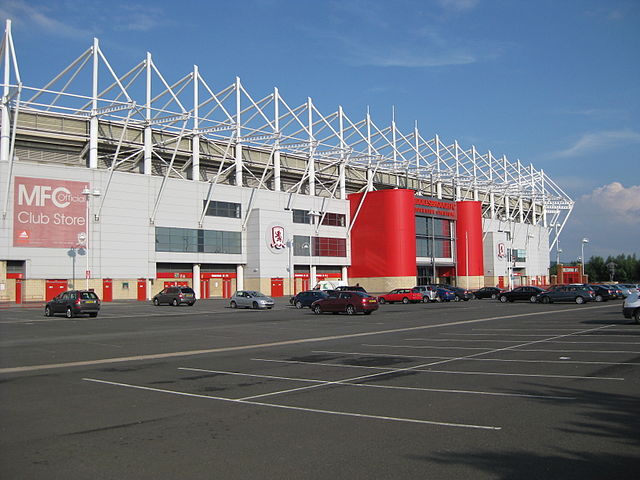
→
(379, 298, 386, 304)
(253, 301, 259, 309)
(634, 309, 640, 324)
(44, 306, 52, 317)
(575, 296, 585, 304)
(530, 296, 537, 303)
(491, 294, 497, 299)
(436, 296, 443, 303)
(230, 301, 237, 309)
(454, 296, 460, 302)
(89, 313, 98, 317)
(153, 298, 160, 306)
(499, 295, 508, 303)
(345, 305, 355, 315)
(402, 297, 409, 304)
(295, 301, 304, 309)
(313, 305, 322, 315)
(542, 296, 551, 304)
(65, 307, 74, 318)
(595, 295, 603, 302)
(172, 298, 179, 306)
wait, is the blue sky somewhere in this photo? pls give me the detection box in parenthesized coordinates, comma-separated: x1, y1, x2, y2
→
(2, 0, 639, 262)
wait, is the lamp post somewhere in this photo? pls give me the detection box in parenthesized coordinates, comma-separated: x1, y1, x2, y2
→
(581, 237, 589, 282)
(81, 187, 101, 290)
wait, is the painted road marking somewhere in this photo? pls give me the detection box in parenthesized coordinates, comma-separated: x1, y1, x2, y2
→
(365, 344, 640, 355)
(82, 377, 502, 431)
(177, 367, 575, 401)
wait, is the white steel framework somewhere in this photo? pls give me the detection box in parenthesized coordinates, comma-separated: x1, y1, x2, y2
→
(0, 21, 572, 251)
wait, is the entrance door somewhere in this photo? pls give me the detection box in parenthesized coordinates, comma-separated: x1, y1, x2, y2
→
(222, 278, 232, 298)
(15, 278, 22, 304)
(200, 279, 210, 299)
(271, 277, 284, 297)
(46, 280, 68, 301)
(137, 279, 147, 301)
(102, 278, 113, 302)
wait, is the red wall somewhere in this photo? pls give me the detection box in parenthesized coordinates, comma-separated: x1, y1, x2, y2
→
(455, 201, 484, 276)
(348, 189, 416, 278)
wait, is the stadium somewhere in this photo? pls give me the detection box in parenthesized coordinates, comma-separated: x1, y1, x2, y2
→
(0, 20, 574, 302)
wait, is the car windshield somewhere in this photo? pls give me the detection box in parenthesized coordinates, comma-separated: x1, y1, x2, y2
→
(247, 291, 265, 297)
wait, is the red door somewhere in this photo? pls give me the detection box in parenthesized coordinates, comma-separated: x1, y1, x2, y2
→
(102, 278, 113, 302)
(137, 279, 147, 301)
(46, 280, 68, 301)
(222, 278, 232, 298)
(271, 278, 284, 297)
(15, 278, 22, 304)
(200, 279, 210, 299)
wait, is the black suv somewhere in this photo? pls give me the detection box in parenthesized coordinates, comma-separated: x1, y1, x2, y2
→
(45, 290, 101, 318)
(291, 290, 330, 309)
(152, 286, 196, 306)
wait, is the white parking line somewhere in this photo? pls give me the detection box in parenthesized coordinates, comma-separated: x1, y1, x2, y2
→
(313, 350, 640, 366)
(446, 333, 638, 338)
(365, 344, 640, 355)
(252, 358, 623, 381)
(406, 338, 640, 345)
(82, 377, 501, 430)
(177, 367, 575, 401)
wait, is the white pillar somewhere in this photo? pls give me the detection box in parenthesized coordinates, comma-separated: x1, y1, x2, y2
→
(235, 77, 243, 187)
(192, 65, 200, 181)
(0, 22, 11, 163)
(341, 265, 348, 284)
(144, 52, 152, 175)
(89, 38, 99, 169)
(193, 264, 201, 299)
(274, 87, 281, 192)
(310, 265, 317, 289)
(236, 264, 244, 291)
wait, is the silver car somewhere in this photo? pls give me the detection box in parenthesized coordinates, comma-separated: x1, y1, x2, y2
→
(230, 290, 275, 309)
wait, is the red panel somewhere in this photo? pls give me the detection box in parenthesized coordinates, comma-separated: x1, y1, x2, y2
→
(455, 201, 484, 276)
(137, 279, 147, 301)
(45, 280, 67, 301)
(271, 278, 284, 297)
(348, 189, 416, 278)
(102, 278, 113, 302)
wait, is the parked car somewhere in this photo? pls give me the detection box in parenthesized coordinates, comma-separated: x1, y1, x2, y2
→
(413, 285, 439, 302)
(44, 290, 101, 318)
(311, 291, 378, 315)
(291, 290, 330, 309)
(600, 284, 623, 299)
(622, 292, 640, 324)
(473, 286, 504, 300)
(230, 290, 275, 309)
(378, 288, 423, 304)
(586, 284, 617, 302)
(334, 285, 367, 293)
(616, 284, 635, 298)
(536, 285, 595, 304)
(438, 284, 474, 301)
(435, 287, 457, 302)
(498, 286, 545, 303)
(152, 286, 196, 306)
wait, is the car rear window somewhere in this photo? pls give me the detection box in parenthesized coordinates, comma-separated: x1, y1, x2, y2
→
(180, 288, 195, 294)
(80, 292, 99, 299)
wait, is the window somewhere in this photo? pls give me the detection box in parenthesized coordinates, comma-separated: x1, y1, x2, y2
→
(293, 235, 346, 257)
(321, 213, 346, 227)
(203, 200, 241, 219)
(292, 209, 311, 224)
(416, 216, 453, 258)
(156, 227, 241, 254)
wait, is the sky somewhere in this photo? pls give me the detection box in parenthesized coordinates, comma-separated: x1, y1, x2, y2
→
(1, 0, 639, 262)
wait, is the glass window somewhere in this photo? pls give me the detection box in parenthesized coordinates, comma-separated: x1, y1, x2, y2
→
(314, 237, 347, 257)
(292, 209, 311, 224)
(203, 200, 241, 219)
(156, 227, 241, 254)
(321, 213, 346, 227)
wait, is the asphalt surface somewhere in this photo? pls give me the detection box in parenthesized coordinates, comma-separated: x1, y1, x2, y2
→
(1, 297, 639, 479)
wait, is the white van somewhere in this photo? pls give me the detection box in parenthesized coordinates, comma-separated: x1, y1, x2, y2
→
(622, 292, 640, 324)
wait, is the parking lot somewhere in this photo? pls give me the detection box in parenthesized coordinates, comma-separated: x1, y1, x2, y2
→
(1, 298, 638, 479)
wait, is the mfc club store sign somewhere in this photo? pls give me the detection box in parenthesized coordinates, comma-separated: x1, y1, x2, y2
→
(13, 177, 88, 248)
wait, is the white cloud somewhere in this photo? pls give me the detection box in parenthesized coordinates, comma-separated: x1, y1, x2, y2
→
(580, 182, 640, 223)
(437, 0, 480, 12)
(0, 0, 89, 37)
(550, 130, 640, 158)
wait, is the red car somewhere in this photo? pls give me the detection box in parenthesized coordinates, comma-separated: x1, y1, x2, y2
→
(378, 288, 423, 304)
(311, 291, 379, 315)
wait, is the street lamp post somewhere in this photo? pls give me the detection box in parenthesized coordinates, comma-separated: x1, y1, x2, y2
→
(581, 237, 589, 282)
(82, 187, 101, 290)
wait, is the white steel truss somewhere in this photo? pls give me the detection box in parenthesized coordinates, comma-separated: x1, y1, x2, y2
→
(0, 20, 573, 251)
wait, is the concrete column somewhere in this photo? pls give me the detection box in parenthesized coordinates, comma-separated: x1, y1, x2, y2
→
(236, 264, 244, 291)
(193, 264, 201, 299)
(341, 266, 348, 284)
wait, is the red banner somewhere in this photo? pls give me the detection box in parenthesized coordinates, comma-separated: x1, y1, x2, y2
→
(13, 177, 89, 248)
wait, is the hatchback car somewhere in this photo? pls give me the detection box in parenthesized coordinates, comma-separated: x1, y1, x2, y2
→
(473, 286, 504, 300)
(378, 288, 423, 304)
(291, 290, 330, 309)
(311, 291, 378, 315)
(413, 285, 438, 302)
(438, 284, 474, 301)
(585, 284, 617, 302)
(152, 286, 196, 306)
(499, 286, 545, 303)
(45, 290, 101, 318)
(536, 285, 595, 304)
(435, 288, 457, 302)
(230, 290, 275, 309)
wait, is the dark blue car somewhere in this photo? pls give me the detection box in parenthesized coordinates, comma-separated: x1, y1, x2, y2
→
(291, 290, 330, 309)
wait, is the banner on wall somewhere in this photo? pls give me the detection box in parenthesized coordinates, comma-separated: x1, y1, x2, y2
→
(13, 177, 88, 248)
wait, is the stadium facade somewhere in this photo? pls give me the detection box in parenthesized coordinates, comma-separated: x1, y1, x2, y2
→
(0, 21, 574, 302)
